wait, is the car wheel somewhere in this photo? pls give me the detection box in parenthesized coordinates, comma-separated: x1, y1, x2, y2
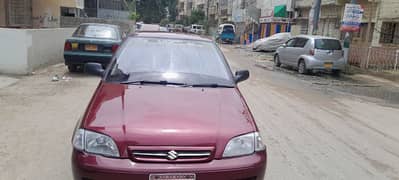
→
(68, 65, 78, 72)
(298, 60, 308, 74)
(332, 70, 341, 76)
(274, 54, 282, 67)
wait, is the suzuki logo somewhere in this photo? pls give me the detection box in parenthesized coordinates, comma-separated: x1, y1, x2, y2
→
(167, 150, 178, 160)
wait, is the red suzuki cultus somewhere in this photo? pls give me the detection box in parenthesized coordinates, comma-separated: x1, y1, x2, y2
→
(72, 32, 267, 180)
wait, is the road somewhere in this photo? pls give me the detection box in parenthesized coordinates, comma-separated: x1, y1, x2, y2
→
(1, 45, 399, 180)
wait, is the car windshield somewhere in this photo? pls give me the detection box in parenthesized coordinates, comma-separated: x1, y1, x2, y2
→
(315, 39, 342, 50)
(108, 37, 233, 86)
(223, 26, 234, 33)
(73, 25, 118, 39)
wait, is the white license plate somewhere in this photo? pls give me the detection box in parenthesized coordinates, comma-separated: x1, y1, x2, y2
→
(149, 173, 196, 180)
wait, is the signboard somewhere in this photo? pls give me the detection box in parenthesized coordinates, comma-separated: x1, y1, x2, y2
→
(340, 4, 364, 32)
(259, 17, 289, 24)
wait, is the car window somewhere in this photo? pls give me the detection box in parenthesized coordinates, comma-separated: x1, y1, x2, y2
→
(73, 25, 118, 40)
(315, 39, 342, 50)
(286, 38, 297, 47)
(223, 26, 234, 33)
(109, 38, 233, 84)
(294, 38, 309, 48)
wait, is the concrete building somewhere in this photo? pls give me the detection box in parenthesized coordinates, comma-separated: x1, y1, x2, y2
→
(84, 0, 130, 20)
(177, 0, 193, 20)
(0, 0, 84, 28)
(257, 0, 293, 38)
(370, 0, 399, 46)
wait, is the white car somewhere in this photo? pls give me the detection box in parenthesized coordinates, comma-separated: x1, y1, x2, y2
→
(253, 32, 291, 52)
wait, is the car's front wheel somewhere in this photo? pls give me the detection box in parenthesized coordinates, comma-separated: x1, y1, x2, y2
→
(68, 65, 78, 72)
(274, 54, 282, 67)
(298, 60, 308, 74)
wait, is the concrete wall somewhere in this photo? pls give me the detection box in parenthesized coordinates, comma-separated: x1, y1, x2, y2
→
(0, 0, 5, 27)
(379, 0, 399, 20)
(0, 28, 75, 75)
(0, 29, 29, 74)
(32, 0, 80, 28)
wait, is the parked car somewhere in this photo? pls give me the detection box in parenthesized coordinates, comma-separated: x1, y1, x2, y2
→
(253, 32, 291, 51)
(274, 35, 345, 75)
(64, 23, 122, 72)
(72, 32, 267, 180)
(190, 24, 204, 34)
(137, 24, 161, 31)
(216, 23, 236, 44)
(160, 26, 168, 32)
(174, 24, 184, 32)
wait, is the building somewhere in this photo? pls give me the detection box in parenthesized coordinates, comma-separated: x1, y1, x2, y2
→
(257, 0, 293, 39)
(370, 0, 399, 46)
(84, 0, 130, 20)
(0, 0, 84, 28)
(177, 0, 193, 20)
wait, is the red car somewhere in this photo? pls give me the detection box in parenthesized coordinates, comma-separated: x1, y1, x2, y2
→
(72, 32, 267, 180)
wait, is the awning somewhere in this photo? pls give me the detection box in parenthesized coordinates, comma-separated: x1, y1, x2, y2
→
(274, 5, 287, 18)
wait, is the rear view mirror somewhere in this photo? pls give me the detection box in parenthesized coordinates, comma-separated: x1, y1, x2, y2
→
(234, 70, 250, 83)
(84, 63, 104, 77)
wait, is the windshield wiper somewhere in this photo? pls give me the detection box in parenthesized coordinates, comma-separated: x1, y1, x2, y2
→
(120, 80, 187, 86)
(187, 83, 234, 88)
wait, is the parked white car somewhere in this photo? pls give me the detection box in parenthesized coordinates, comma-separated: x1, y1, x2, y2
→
(253, 32, 291, 51)
(275, 35, 345, 75)
(190, 24, 204, 34)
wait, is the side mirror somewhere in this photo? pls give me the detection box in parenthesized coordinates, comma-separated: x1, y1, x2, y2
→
(234, 70, 250, 83)
(282, 44, 287, 48)
(84, 63, 104, 77)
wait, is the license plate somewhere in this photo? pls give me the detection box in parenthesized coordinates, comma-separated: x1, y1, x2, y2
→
(324, 62, 333, 69)
(71, 43, 79, 49)
(149, 173, 196, 180)
(85, 44, 98, 51)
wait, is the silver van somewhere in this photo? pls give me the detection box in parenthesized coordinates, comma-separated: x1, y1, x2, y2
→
(274, 35, 345, 75)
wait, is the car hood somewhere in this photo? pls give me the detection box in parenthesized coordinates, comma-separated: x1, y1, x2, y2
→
(82, 82, 256, 157)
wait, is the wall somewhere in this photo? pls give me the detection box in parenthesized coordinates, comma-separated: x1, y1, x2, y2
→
(32, 0, 79, 28)
(60, 16, 135, 33)
(379, 0, 399, 20)
(0, 0, 5, 26)
(26, 28, 75, 72)
(0, 28, 75, 75)
(0, 28, 29, 74)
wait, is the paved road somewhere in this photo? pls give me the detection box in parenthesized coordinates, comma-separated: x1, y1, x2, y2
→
(0, 46, 399, 180)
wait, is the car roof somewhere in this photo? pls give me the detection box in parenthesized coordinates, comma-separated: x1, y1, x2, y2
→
(79, 23, 119, 28)
(294, 34, 339, 40)
(130, 32, 212, 42)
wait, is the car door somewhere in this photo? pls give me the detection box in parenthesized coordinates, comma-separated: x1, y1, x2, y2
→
(290, 38, 309, 65)
(279, 38, 297, 65)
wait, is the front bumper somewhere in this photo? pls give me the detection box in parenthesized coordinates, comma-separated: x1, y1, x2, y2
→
(64, 51, 113, 66)
(72, 150, 267, 180)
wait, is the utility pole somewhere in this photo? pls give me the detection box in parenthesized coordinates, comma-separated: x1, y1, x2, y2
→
(311, 0, 322, 35)
(343, 0, 358, 71)
(206, 0, 210, 34)
(365, 0, 375, 44)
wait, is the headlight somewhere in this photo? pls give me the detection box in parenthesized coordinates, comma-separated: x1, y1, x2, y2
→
(72, 129, 120, 157)
(223, 132, 266, 158)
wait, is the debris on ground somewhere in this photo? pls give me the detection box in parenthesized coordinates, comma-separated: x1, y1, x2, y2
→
(51, 75, 59, 82)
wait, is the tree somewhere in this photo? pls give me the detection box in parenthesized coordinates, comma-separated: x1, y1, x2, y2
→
(190, 9, 206, 25)
(129, 12, 140, 21)
(136, 0, 177, 24)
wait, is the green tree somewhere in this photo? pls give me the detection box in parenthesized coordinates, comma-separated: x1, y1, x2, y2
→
(189, 9, 206, 25)
(136, 0, 177, 24)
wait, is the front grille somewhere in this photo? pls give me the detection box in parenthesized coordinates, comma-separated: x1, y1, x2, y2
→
(129, 146, 214, 163)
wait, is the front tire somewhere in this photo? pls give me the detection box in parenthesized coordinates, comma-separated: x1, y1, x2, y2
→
(332, 70, 341, 76)
(67, 65, 78, 72)
(298, 60, 308, 74)
(274, 54, 282, 67)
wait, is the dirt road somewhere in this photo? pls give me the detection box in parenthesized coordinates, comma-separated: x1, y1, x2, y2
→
(0, 46, 399, 180)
